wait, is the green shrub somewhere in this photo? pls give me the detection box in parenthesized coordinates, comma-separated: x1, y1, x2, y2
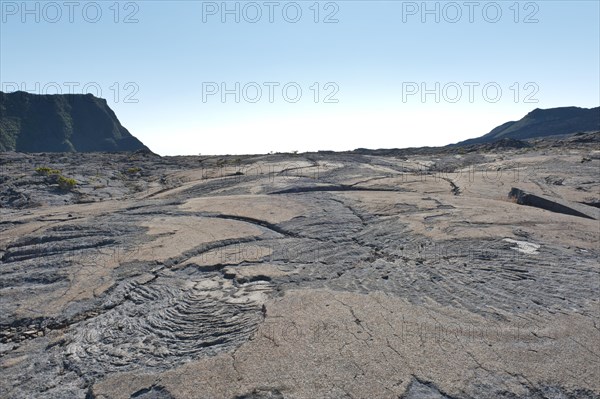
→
(35, 166, 61, 176)
(57, 175, 77, 191)
(126, 167, 142, 174)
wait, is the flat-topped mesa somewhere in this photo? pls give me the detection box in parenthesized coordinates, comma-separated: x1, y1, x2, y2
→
(0, 91, 150, 153)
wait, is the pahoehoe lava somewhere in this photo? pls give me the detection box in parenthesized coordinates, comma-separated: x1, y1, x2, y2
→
(65, 273, 267, 376)
(1, 132, 599, 398)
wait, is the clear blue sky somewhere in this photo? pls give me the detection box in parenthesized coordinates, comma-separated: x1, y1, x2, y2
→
(1, 0, 599, 155)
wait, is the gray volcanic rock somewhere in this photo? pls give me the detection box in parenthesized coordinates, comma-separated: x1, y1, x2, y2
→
(0, 135, 599, 398)
(509, 187, 600, 220)
(0, 91, 149, 152)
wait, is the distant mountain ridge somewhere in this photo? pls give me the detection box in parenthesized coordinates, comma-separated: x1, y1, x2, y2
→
(456, 106, 600, 146)
(0, 91, 149, 153)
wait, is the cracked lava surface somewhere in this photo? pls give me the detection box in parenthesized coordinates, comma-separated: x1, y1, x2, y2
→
(1, 138, 599, 398)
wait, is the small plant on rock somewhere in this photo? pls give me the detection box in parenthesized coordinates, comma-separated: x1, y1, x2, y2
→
(35, 166, 61, 176)
(126, 167, 142, 175)
(57, 175, 77, 191)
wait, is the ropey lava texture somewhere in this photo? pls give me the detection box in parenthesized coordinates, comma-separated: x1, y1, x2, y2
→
(1, 133, 599, 398)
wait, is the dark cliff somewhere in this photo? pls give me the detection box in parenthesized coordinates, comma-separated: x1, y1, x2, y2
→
(0, 91, 149, 152)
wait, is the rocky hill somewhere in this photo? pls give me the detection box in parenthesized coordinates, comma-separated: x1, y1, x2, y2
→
(0, 91, 149, 152)
(456, 106, 600, 146)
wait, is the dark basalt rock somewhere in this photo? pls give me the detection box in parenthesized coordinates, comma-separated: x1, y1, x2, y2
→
(130, 385, 175, 399)
(509, 187, 599, 220)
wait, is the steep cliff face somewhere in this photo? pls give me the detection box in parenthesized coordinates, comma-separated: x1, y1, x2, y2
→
(456, 106, 600, 146)
(0, 91, 149, 152)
